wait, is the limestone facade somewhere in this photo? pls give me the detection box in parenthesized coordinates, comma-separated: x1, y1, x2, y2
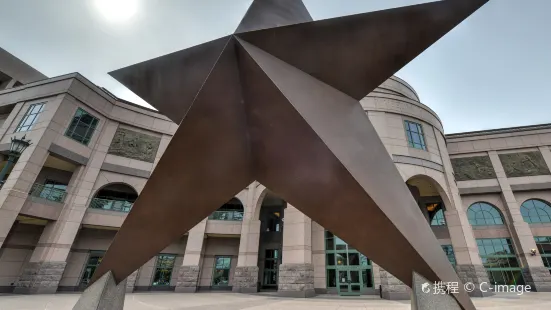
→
(0, 54, 551, 298)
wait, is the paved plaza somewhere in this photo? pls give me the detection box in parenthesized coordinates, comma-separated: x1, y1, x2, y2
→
(2, 292, 551, 310)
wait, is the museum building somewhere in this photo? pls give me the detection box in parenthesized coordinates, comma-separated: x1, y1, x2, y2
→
(0, 47, 551, 298)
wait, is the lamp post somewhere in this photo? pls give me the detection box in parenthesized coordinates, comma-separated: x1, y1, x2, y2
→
(0, 135, 32, 186)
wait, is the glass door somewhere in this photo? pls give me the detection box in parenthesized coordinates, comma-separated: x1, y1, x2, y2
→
(336, 267, 362, 296)
(262, 249, 279, 289)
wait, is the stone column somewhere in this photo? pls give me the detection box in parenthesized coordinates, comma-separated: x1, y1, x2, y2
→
(277, 205, 314, 297)
(434, 131, 492, 297)
(175, 219, 207, 293)
(311, 221, 326, 294)
(379, 268, 410, 300)
(232, 218, 261, 293)
(14, 118, 119, 294)
(488, 151, 551, 292)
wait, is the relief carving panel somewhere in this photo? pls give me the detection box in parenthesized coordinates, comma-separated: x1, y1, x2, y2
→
(499, 151, 550, 178)
(451, 156, 496, 181)
(108, 128, 161, 163)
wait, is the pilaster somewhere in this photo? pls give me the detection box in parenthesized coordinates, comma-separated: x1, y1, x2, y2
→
(488, 150, 551, 291)
(232, 218, 261, 293)
(435, 131, 492, 296)
(434, 131, 486, 267)
(277, 205, 314, 297)
(175, 219, 207, 293)
(311, 221, 326, 293)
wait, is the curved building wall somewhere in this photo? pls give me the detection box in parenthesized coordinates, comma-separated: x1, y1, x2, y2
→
(361, 76, 455, 207)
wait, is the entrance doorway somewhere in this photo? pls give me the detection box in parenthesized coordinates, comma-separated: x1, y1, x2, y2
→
(325, 231, 374, 296)
(262, 249, 279, 289)
(256, 193, 286, 291)
(336, 267, 363, 295)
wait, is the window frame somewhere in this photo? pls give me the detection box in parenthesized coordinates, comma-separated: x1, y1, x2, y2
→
(476, 238, 525, 285)
(15, 102, 45, 132)
(80, 250, 105, 286)
(37, 179, 68, 202)
(65, 107, 99, 146)
(403, 120, 427, 151)
(534, 236, 551, 274)
(430, 209, 447, 226)
(521, 199, 551, 224)
(324, 231, 372, 289)
(211, 256, 232, 287)
(151, 254, 176, 287)
(262, 249, 279, 287)
(467, 202, 505, 226)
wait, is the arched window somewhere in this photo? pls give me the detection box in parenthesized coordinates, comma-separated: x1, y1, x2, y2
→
(468, 202, 504, 226)
(430, 209, 446, 226)
(208, 198, 244, 221)
(90, 183, 138, 213)
(521, 199, 551, 223)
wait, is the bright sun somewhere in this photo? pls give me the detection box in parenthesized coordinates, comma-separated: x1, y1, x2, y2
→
(94, 0, 138, 23)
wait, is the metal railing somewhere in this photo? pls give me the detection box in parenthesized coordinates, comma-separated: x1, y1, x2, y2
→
(89, 198, 133, 213)
(29, 183, 67, 203)
(208, 210, 244, 221)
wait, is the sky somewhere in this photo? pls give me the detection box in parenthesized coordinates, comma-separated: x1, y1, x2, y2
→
(0, 0, 549, 134)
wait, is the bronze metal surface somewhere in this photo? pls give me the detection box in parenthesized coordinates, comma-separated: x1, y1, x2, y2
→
(95, 1, 490, 309)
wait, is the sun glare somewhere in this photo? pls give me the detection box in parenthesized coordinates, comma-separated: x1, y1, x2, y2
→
(94, 0, 138, 23)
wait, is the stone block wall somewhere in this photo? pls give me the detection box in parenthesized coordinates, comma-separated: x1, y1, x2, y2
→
(14, 261, 67, 294)
(278, 263, 315, 297)
(175, 265, 200, 293)
(455, 264, 493, 297)
(522, 267, 551, 292)
(232, 266, 258, 293)
(379, 269, 410, 300)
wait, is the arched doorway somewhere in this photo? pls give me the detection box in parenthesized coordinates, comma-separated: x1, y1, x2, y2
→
(89, 183, 138, 213)
(256, 192, 286, 291)
(406, 176, 448, 225)
(406, 175, 457, 266)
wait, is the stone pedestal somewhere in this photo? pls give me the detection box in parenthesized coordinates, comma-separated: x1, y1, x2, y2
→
(278, 263, 315, 297)
(522, 267, 551, 292)
(14, 261, 67, 294)
(455, 264, 493, 297)
(232, 266, 259, 293)
(72, 271, 126, 310)
(175, 265, 200, 293)
(380, 269, 410, 300)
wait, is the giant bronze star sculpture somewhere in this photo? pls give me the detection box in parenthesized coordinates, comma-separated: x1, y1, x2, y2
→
(90, 1, 489, 309)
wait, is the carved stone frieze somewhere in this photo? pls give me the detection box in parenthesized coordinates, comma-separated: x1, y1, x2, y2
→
(499, 151, 550, 178)
(108, 128, 161, 163)
(451, 156, 496, 181)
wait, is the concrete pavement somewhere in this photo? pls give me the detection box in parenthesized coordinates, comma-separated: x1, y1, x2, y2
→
(1, 292, 551, 310)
